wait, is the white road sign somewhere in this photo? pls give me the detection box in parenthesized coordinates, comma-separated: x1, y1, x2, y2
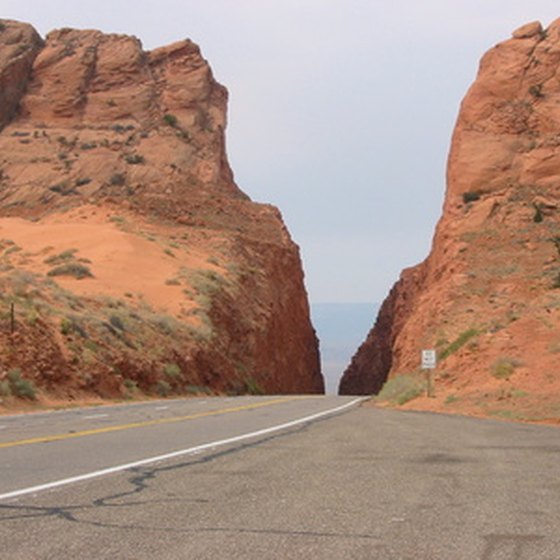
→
(421, 349, 437, 370)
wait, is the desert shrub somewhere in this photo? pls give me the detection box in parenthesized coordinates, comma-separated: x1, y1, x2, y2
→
(44, 249, 77, 265)
(123, 379, 138, 398)
(551, 236, 560, 258)
(165, 278, 181, 286)
(7, 369, 37, 400)
(60, 317, 88, 338)
(125, 154, 145, 165)
(84, 340, 99, 353)
(4, 245, 22, 255)
(163, 113, 178, 127)
(553, 273, 560, 289)
(164, 363, 181, 379)
(444, 395, 460, 405)
(0, 380, 12, 397)
(529, 84, 544, 98)
(48, 263, 93, 279)
(533, 203, 544, 223)
(376, 374, 424, 405)
(109, 314, 126, 331)
(60, 317, 73, 335)
(49, 182, 75, 196)
(110, 173, 126, 186)
(75, 177, 92, 187)
(123, 379, 137, 390)
(152, 315, 179, 335)
(109, 215, 126, 225)
(463, 191, 481, 204)
(244, 377, 264, 395)
(156, 380, 171, 397)
(186, 385, 212, 395)
(439, 328, 479, 360)
(490, 357, 521, 380)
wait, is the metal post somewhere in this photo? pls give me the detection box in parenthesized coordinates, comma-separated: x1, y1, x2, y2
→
(426, 371, 435, 398)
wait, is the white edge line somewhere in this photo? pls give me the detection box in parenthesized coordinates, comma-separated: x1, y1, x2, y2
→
(83, 414, 110, 420)
(0, 397, 365, 502)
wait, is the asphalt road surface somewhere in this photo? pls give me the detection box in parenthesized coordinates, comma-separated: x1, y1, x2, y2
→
(0, 396, 559, 559)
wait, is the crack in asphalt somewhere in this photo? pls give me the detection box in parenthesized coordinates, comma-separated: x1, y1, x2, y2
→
(0, 417, 379, 541)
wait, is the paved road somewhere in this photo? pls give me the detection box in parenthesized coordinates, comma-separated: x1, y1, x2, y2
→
(0, 398, 559, 559)
(0, 395, 359, 498)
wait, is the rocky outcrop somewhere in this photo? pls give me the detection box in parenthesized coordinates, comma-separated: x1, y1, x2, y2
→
(0, 20, 323, 402)
(0, 20, 43, 129)
(340, 19, 560, 415)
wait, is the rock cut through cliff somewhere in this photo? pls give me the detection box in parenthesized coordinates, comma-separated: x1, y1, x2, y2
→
(340, 19, 560, 422)
(0, 20, 324, 405)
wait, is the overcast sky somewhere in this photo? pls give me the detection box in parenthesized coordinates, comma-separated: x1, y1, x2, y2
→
(3, 1, 560, 304)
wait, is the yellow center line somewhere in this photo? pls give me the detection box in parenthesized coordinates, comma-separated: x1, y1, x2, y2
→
(0, 396, 305, 449)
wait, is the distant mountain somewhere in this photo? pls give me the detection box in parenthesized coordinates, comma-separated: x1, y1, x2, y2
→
(311, 303, 378, 394)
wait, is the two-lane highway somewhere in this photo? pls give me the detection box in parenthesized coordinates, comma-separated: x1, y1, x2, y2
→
(0, 395, 362, 501)
(1, 397, 559, 559)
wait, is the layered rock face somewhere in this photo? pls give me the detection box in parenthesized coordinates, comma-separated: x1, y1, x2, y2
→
(0, 20, 323, 401)
(340, 20, 560, 416)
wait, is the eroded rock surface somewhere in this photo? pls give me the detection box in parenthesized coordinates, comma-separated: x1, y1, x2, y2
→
(0, 20, 323, 403)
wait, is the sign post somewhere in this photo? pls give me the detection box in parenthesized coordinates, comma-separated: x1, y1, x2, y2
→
(421, 349, 436, 398)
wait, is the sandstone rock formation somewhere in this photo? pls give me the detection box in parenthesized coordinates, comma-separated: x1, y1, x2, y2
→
(0, 20, 323, 404)
(340, 19, 560, 421)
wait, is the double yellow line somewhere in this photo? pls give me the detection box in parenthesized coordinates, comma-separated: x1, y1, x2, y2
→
(0, 396, 302, 450)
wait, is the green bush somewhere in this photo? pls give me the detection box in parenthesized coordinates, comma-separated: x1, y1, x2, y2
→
(164, 363, 181, 379)
(376, 374, 424, 405)
(6, 369, 37, 400)
(163, 113, 178, 127)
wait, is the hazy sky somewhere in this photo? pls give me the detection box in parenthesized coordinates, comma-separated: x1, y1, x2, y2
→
(3, 1, 560, 303)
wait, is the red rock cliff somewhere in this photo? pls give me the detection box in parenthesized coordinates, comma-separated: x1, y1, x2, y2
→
(0, 20, 323, 402)
(340, 20, 560, 417)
